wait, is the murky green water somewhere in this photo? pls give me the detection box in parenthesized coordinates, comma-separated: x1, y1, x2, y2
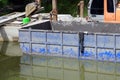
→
(0, 42, 120, 80)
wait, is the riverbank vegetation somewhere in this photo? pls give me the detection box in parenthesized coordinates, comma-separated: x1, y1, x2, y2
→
(0, 0, 89, 16)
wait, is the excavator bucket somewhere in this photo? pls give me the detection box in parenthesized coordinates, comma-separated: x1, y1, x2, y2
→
(25, 2, 37, 17)
(25, 2, 44, 17)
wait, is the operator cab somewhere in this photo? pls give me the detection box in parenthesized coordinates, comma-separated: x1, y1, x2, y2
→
(88, 0, 119, 22)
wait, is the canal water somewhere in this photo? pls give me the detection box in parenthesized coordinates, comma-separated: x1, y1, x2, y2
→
(0, 42, 120, 80)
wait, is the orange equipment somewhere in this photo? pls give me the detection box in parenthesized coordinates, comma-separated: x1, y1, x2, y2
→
(104, 0, 120, 23)
(88, 0, 120, 23)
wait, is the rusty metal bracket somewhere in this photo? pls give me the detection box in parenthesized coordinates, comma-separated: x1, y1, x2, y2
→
(50, 9, 58, 21)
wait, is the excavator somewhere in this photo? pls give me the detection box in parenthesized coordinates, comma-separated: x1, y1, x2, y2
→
(24, 0, 57, 24)
(88, 0, 120, 23)
(22, 0, 44, 24)
(25, 0, 120, 23)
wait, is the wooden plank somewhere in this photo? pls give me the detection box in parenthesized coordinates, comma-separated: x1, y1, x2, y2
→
(0, 12, 25, 26)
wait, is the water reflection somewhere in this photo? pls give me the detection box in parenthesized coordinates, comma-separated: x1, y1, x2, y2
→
(0, 42, 120, 80)
(0, 42, 22, 80)
(0, 42, 22, 56)
(0, 56, 20, 80)
(20, 54, 120, 80)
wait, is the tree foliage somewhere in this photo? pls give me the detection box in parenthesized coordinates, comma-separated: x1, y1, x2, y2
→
(0, 0, 8, 7)
(42, 0, 89, 16)
(0, 0, 89, 16)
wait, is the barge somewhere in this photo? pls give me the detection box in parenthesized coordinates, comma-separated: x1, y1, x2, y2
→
(19, 20, 120, 62)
